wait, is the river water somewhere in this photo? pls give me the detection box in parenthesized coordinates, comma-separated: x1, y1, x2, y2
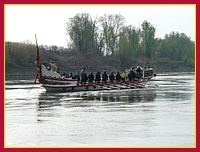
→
(5, 72, 195, 147)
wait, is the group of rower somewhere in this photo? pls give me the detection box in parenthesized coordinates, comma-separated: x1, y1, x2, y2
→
(71, 66, 146, 84)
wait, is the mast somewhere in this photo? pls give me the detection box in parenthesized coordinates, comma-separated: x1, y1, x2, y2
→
(35, 34, 40, 65)
(34, 34, 41, 83)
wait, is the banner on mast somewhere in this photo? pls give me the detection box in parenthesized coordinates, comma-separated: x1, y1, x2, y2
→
(142, 56, 145, 64)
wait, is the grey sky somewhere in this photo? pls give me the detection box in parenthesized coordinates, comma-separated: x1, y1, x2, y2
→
(5, 4, 195, 47)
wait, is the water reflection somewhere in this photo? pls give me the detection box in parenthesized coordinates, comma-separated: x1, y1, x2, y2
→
(36, 89, 157, 124)
(37, 92, 63, 109)
(37, 89, 157, 109)
(80, 90, 157, 103)
(162, 91, 192, 101)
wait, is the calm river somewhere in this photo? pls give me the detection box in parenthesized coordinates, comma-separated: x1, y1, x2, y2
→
(5, 72, 195, 147)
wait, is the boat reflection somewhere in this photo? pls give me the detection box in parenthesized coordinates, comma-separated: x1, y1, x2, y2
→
(37, 92, 63, 109)
(37, 89, 157, 109)
(80, 89, 157, 103)
(36, 89, 157, 122)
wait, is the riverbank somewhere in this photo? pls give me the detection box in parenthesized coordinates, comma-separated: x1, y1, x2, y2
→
(5, 57, 194, 80)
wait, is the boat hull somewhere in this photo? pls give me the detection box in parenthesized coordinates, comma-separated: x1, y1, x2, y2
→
(42, 78, 150, 92)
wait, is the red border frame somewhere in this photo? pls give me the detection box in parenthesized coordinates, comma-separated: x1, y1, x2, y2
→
(1, 0, 198, 152)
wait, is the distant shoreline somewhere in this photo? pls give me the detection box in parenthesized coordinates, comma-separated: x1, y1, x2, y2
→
(5, 64, 194, 81)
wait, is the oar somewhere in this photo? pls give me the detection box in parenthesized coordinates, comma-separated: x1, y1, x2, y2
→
(104, 82, 131, 89)
(126, 81, 146, 88)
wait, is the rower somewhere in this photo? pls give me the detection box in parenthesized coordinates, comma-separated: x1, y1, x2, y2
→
(121, 71, 127, 81)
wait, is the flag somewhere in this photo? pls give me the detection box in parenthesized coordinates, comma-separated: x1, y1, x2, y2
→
(142, 56, 144, 64)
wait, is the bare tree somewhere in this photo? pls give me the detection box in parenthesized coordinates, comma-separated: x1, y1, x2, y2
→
(99, 14, 125, 55)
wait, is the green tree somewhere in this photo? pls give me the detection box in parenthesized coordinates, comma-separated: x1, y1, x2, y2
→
(66, 13, 96, 54)
(118, 25, 140, 67)
(155, 31, 194, 66)
(93, 20, 104, 54)
(119, 25, 140, 57)
(140, 20, 156, 58)
(99, 14, 125, 55)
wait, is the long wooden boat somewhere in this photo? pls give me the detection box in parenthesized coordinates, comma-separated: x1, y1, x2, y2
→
(34, 37, 156, 92)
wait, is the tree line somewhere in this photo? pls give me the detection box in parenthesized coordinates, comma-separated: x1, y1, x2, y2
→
(5, 13, 195, 75)
(66, 13, 194, 66)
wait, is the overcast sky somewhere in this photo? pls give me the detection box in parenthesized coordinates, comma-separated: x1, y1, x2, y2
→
(5, 5, 195, 47)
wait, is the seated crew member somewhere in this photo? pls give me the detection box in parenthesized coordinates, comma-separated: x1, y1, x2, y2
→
(121, 71, 127, 81)
(102, 71, 108, 83)
(95, 72, 101, 83)
(128, 70, 134, 81)
(109, 72, 115, 83)
(88, 73, 94, 84)
(115, 72, 121, 82)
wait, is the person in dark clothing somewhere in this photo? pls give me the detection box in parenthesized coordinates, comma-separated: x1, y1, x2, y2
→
(102, 71, 108, 83)
(132, 70, 136, 79)
(70, 73, 73, 78)
(95, 72, 101, 83)
(88, 73, 94, 84)
(109, 72, 115, 83)
(115, 72, 121, 82)
(80, 68, 86, 83)
(81, 73, 88, 84)
(128, 71, 133, 81)
(136, 66, 142, 79)
(75, 73, 80, 85)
